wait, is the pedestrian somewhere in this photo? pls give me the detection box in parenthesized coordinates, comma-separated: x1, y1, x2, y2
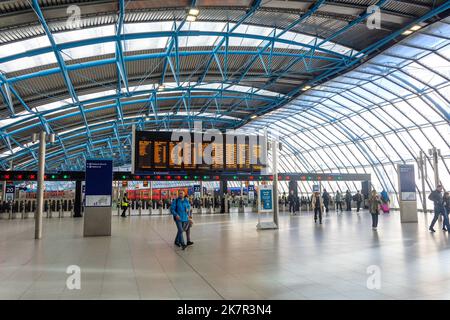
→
(288, 190, 296, 214)
(121, 193, 129, 217)
(345, 190, 352, 211)
(171, 190, 190, 249)
(442, 192, 450, 231)
(429, 185, 450, 233)
(311, 191, 324, 224)
(322, 189, 330, 213)
(380, 189, 390, 213)
(354, 190, 363, 213)
(335, 191, 343, 212)
(368, 190, 381, 230)
(184, 195, 194, 246)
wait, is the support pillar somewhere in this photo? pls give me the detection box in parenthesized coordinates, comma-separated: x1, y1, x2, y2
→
(35, 131, 46, 239)
(419, 152, 427, 212)
(273, 140, 279, 227)
(431, 147, 440, 188)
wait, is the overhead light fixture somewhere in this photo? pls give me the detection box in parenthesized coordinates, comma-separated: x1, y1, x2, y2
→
(250, 115, 258, 119)
(157, 84, 165, 91)
(186, 15, 197, 22)
(302, 85, 312, 91)
(410, 25, 422, 31)
(402, 30, 413, 36)
(188, 8, 199, 16)
(145, 117, 150, 121)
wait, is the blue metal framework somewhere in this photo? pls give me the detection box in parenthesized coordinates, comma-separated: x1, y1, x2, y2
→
(0, 0, 449, 205)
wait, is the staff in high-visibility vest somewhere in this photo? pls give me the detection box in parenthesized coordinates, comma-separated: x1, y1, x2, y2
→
(121, 193, 129, 217)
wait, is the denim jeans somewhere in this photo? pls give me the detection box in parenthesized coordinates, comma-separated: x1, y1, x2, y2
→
(314, 207, 322, 223)
(371, 213, 378, 228)
(174, 218, 185, 246)
(430, 206, 450, 230)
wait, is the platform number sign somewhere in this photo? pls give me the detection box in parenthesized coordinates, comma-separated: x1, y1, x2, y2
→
(5, 185, 15, 201)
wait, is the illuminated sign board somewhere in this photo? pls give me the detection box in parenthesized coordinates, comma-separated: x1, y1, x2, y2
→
(133, 131, 267, 174)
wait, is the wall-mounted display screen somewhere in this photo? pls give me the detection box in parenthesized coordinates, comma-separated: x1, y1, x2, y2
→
(133, 131, 267, 174)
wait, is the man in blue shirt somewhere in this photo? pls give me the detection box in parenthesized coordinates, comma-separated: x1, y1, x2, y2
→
(171, 190, 191, 250)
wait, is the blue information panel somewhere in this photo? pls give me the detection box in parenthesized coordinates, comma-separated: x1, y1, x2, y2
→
(85, 159, 113, 207)
(260, 187, 273, 211)
(313, 185, 320, 192)
(399, 164, 416, 201)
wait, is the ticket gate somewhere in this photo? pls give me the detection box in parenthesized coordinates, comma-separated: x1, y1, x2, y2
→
(127, 200, 154, 216)
(0, 198, 74, 219)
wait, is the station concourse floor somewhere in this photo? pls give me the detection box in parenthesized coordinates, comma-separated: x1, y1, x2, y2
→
(1, 209, 450, 300)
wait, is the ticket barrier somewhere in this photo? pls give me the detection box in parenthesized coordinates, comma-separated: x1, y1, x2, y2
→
(0, 199, 74, 219)
(128, 200, 155, 216)
(45, 199, 74, 218)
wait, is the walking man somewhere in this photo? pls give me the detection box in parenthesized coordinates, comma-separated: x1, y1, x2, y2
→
(335, 191, 343, 212)
(354, 190, 363, 213)
(121, 193, 129, 217)
(322, 189, 330, 213)
(171, 190, 190, 249)
(311, 192, 324, 224)
(288, 190, 297, 214)
(429, 185, 450, 233)
(345, 190, 352, 211)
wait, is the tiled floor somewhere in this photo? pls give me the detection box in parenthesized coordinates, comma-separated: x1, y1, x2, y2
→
(1, 209, 450, 300)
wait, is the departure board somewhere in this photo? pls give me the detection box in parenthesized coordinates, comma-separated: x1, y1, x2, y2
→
(153, 141, 167, 169)
(133, 131, 267, 174)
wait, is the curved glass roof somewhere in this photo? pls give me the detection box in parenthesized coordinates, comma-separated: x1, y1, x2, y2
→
(245, 17, 450, 208)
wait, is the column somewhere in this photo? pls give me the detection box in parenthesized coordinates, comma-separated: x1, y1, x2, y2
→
(35, 131, 46, 239)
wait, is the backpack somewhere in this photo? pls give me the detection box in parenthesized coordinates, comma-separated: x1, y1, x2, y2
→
(428, 191, 437, 202)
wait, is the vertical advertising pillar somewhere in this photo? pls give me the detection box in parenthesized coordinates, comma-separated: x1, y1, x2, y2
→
(83, 159, 113, 237)
(74, 180, 82, 217)
(398, 164, 418, 223)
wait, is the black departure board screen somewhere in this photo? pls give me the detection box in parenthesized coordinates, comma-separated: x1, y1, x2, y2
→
(133, 131, 267, 173)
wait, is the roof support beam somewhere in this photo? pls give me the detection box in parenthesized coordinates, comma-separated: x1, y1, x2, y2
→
(31, 0, 91, 140)
(115, 0, 129, 95)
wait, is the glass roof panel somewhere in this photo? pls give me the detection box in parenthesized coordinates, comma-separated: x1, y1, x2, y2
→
(53, 25, 115, 44)
(61, 42, 115, 61)
(0, 53, 57, 73)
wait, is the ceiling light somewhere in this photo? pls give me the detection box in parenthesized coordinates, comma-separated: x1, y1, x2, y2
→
(251, 115, 257, 119)
(186, 15, 197, 22)
(410, 25, 422, 31)
(145, 117, 150, 121)
(302, 85, 312, 91)
(402, 30, 413, 36)
(188, 8, 199, 16)
(157, 84, 165, 91)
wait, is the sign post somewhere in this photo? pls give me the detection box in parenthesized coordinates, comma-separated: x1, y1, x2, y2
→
(83, 159, 113, 237)
(256, 140, 279, 230)
(398, 164, 418, 223)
